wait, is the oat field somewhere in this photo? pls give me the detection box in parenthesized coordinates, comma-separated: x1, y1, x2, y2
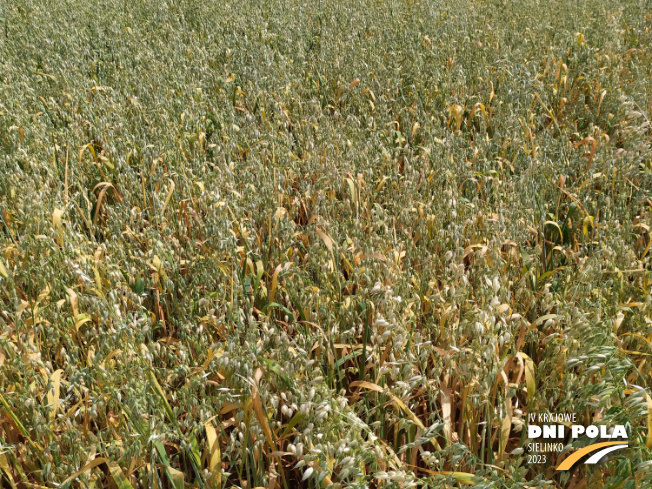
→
(1, 0, 652, 487)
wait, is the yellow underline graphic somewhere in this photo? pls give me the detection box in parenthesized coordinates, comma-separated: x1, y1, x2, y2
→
(556, 441, 628, 471)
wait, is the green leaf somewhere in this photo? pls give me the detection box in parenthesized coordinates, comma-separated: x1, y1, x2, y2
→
(148, 370, 174, 422)
(265, 302, 296, 322)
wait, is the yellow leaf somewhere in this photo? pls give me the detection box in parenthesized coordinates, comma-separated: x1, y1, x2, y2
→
(52, 208, 64, 246)
(161, 178, 176, 215)
(517, 352, 536, 400)
(0, 259, 8, 279)
(60, 457, 107, 486)
(349, 380, 383, 393)
(219, 402, 241, 415)
(167, 466, 184, 489)
(532, 314, 561, 328)
(270, 264, 283, 302)
(544, 220, 563, 243)
(0, 452, 17, 489)
(470, 102, 486, 120)
(440, 386, 453, 443)
(350, 381, 427, 431)
(316, 229, 333, 254)
(390, 392, 426, 431)
(150, 255, 168, 284)
(376, 176, 388, 192)
(316, 229, 338, 285)
(52, 208, 63, 228)
(0, 393, 42, 453)
(107, 461, 135, 488)
(47, 369, 63, 422)
(93, 265, 103, 295)
(346, 177, 356, 203)
(65, 287, 79, 321)
(92, 182, 123, 228)
(412, 468, 479, 485)
(448, 104, 463, 131)
(646, 393, 652, 450)
(148, 370, 173, 421)
(205, 422, 222, 486)
(499, 399, 513, 459)
(583, 215, 594, 237)
(614, 312, 624, 334)
(252, 382, 276, 451)
(75, 313, 92, 329)
(17, 299, 30, 317)
(38, 284, 51, 303)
